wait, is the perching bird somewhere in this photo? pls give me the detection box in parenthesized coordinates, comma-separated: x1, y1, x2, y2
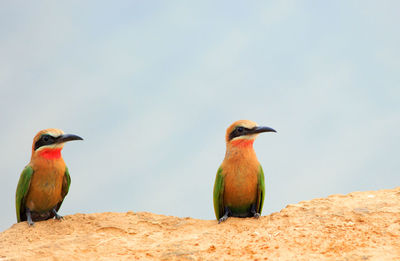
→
(15, 129, 83, 225)
(213, 120, 276, 223)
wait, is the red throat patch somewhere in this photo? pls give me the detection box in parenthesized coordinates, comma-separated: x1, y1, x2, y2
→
(38, 148, 62, 160)
(231, 139, 254, 148)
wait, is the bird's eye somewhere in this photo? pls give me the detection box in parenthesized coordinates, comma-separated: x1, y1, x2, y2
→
(43, 135, 49, 142)
(237, 127, 244, 133)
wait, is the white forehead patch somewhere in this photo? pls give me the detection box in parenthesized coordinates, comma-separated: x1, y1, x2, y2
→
(235, 120, 258, 130)
(45, 130, 65, 137)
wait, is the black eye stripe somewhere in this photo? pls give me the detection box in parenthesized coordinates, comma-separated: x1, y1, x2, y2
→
(34, 134, 57, 151)
(228, 126, 251, 141)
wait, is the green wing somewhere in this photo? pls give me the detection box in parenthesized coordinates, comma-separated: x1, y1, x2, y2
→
(15, 165, 34, 222)
(62, 166, 71, 199)
(256, 165, 266, 214)
(213, 167, 225, 220)
(55, 166, 71, 212)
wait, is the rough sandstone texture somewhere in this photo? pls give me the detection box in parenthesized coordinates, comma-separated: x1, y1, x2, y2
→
(1, 187, 399, 260)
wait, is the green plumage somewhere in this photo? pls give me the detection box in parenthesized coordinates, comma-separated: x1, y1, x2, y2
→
(15, 166, 33, 222)
(213, 167, 225, 220)
(256, 166, 265, 214)
(62, 167, 71, 200)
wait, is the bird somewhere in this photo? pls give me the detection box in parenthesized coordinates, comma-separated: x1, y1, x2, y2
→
(15, 128, 83, 226)
(213, 120, 276, 223)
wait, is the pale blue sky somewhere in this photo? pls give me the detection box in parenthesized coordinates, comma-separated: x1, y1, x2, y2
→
(1, 1, 399, 231)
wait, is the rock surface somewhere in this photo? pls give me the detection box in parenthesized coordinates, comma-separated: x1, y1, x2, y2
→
(1, 187, 399, 260)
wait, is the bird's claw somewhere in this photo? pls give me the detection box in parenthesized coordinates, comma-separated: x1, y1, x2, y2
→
(52, 209, 63, 220)
(218, 215, 229, 224)
(26, 208, 34, 226)
(218, 207, 231, 224)
(253, 213, 261, 219)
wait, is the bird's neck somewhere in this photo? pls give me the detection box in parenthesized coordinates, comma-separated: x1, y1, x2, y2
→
(224, 140, 258, 163)
(33, 148, 63, 160)
(230, 139, 254, 148)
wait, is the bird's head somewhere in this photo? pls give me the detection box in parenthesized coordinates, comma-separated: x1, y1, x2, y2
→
(225, 120, 276, 148)
(31, 128, 83, 160)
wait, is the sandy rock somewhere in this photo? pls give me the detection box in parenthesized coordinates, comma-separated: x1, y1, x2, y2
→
(1, 187, 399, 260)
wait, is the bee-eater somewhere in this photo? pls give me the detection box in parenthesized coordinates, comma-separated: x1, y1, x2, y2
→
(213, 120, 276, 223)
(15, 129, 83, 226)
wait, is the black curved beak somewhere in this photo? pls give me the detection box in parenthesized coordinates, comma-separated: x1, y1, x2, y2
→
(56, 134, 84, 144)
(248, 126, 277, 135)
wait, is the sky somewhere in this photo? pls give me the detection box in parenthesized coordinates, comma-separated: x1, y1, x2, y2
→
(1, 1, 399, 231)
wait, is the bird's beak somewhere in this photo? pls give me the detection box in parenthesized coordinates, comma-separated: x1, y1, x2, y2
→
(248, 126, 277, 135)
(56, 134, 84, 144)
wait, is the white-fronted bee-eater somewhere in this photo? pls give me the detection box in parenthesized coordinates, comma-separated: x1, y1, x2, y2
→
(213, 120, 276, 223)
(15, 128, 83, 225)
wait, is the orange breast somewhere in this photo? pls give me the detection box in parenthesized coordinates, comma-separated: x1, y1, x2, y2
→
(222, 147, 260, 207)
(25, 159, 66, 212)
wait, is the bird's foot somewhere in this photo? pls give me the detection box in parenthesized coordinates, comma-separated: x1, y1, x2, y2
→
(26, 208, 34, 226)
(52, 209, 64, 220)
(218, 215, 229, 224)
(250, 204, 261, 219)
(218, 207, 231, 224)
